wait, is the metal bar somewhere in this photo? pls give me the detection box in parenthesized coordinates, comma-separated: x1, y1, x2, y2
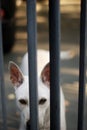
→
(26, 0, 39, 130)
(49, 0, 60, 130)
(0, 1, 7, 130)
(78, 0, 87, 130)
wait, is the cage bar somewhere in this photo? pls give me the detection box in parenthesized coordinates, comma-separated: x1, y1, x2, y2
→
(78, 0, 87, 130)
(49, 0, 61, 130)
(0, 1, 7, 130)
(26, 0, 39, 130)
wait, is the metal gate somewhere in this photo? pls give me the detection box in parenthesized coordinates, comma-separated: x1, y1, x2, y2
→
(0, 0, 87, 130)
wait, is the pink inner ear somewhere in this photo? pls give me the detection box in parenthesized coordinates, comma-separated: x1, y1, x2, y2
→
(10, 64, 23, 86)
(41, 63, 50, 86)
(10, 66, 19, 83)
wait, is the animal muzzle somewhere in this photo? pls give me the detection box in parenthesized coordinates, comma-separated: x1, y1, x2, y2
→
(26, 120, 30, 130)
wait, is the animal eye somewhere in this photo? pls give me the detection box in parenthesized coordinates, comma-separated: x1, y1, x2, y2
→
(39, 98, 47, 105)
(19, 99, 28, 105)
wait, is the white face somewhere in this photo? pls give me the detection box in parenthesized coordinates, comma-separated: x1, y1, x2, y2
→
(15, 77, 50, 127)
(9, 62, 50, 128)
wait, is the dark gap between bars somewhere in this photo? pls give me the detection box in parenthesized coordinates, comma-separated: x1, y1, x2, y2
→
(49, 0, 60, 130)
(26, 0, 39, 130)
(0, 1, 7, 130)
(78, 0, 87, 130)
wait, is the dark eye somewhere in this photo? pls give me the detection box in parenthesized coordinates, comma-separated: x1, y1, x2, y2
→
(39, 98, 47, 105)
(19, 99, 28, 105)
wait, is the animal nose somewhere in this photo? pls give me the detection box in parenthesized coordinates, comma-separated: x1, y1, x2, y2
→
(26, 120, 30, 130)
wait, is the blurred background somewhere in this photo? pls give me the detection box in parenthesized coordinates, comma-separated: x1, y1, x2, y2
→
(0, 0, 87, 130)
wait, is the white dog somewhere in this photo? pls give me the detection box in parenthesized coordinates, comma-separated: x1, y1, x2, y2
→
(9, 50, 67, 130)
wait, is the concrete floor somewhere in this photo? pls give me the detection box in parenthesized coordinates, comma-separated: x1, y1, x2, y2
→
(0, 0, 87, 130)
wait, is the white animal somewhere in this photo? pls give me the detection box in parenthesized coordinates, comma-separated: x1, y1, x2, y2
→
(9, 49, 67, 130)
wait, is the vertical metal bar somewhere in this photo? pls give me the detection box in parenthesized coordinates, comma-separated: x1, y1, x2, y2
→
(49, 0, 60, 130)
(78, 0, 87, 130)
(0, 1, 7, 130)
(26, 0, 39, 130)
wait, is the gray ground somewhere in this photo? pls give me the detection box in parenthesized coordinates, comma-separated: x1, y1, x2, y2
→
(0, 0, 87, 130)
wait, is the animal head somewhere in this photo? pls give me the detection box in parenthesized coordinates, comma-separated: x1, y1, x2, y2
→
(9, 61, 50, 128)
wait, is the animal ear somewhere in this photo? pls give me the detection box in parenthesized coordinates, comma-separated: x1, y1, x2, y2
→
(41, 63, 50, 87)
(9, 61, 24, 87)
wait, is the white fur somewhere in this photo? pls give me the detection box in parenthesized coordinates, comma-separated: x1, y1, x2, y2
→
(9, 49, 66, 130)
(20, 49, 71, 76)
